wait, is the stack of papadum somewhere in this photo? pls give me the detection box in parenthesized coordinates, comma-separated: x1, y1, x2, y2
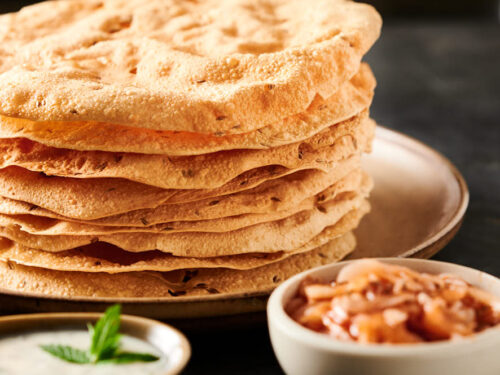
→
(0, 0, 381, 299)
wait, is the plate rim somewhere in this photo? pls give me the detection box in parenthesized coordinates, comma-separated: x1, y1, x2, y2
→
(369, 126, 469, 259)
(0, 126, 469, 305)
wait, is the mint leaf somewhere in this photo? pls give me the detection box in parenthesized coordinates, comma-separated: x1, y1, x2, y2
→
(40, 344, 90, 364)
(88, 304, 121, 363)
(98, 351, 160, 364)
(41, 304, 160, 365)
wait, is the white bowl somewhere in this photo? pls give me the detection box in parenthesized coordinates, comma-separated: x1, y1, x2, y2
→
(0, 312, 191, 375)
(268, 258, 500, 375)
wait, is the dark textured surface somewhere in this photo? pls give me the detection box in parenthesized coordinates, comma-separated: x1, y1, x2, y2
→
(366, 21, 500, 278)
(182, 21, 500, 375)
(4, 0, 499, 17)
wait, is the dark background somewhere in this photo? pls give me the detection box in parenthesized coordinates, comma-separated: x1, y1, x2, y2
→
(1, 0, 499, 17)
(1, 1, 499, 374)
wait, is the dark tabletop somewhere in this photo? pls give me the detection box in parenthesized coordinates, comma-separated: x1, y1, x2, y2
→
(182, 19, 500, 374)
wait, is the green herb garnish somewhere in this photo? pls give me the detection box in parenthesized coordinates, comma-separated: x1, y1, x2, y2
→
(40, 305, 160, 365)
(39, 345, 90, 364)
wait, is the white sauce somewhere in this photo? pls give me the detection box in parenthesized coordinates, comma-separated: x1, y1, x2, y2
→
(0, 330, 168, 375)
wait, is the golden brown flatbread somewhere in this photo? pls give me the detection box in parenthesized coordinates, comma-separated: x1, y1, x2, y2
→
(0, 232, 356, 298)
(0, 111, 371, 188)
(0, 65, 375, 155)
(0, 169, 364, 234)
(0, 120, 374, 220)
(0, 0, 381, 133)
(0, 205, 367, 273)
(0, 191, 370, 257)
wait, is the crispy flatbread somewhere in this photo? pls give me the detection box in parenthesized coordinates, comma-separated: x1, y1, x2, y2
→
(0, 122, 373, 220)
(71, 166, 369, 227)
(0, 189, 370, 256)
(0, 112, 371, 189)
(0, 169, 364, 234)
(0, 156, 356, 220)
(0, 158, 359, 224)
(0, 0, 381, 133)
(0, 0, 381, 303)
(0, 65, 374, 155)
(0, 232, 356, 298)
(0, 205, 367, 273)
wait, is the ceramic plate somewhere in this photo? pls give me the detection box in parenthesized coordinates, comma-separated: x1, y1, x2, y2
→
(0, 127, 468, 320)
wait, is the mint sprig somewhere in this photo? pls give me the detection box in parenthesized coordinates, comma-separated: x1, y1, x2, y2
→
(40, 304, 160, 365)
(88, 304, 122, 362)
(39, 344, 90, 364)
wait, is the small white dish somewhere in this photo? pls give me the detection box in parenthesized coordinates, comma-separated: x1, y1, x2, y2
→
(0, 312, 191, 375)
(268, 258, 500, 375)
